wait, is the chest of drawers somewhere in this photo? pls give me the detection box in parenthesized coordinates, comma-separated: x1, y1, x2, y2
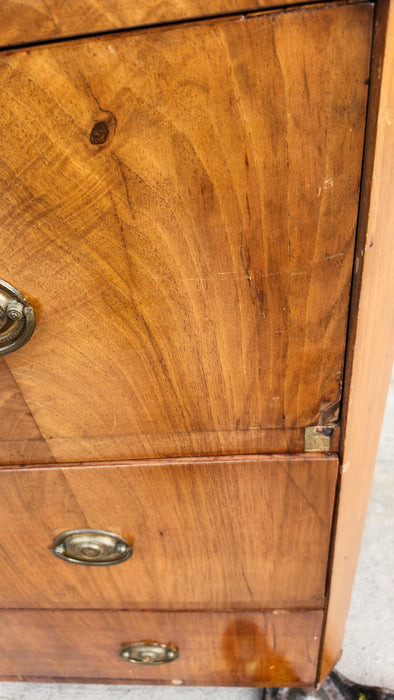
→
(0, 0, 392, 687)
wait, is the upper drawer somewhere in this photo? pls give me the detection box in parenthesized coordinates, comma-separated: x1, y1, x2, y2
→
(0, 455, 337, 609)
(1, 0, 328, 48)
(0, 4, 373, 464)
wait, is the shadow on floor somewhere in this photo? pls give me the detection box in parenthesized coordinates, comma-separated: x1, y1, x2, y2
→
(263, 670, 394, 700)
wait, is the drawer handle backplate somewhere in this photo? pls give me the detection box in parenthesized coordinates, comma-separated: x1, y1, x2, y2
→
(120, 641, 179, 665)
(0, 279, 35, 356)
(51, 529, 133, 566)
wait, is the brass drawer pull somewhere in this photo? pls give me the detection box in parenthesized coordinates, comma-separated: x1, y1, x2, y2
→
(120, 642, 179, 665)
(51, 529, 132, 566)
(0, 279, 35, 356)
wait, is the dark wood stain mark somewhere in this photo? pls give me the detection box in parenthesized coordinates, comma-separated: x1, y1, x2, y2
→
(90, 121, 109, 145)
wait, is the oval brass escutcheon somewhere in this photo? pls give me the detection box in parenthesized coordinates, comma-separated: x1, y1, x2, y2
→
(51, 529, 132, 566)
(0, 279, 35, 356)
(120, 642, 179, 665)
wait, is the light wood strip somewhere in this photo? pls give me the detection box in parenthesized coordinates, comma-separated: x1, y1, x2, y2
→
(319, 0, 394, 680)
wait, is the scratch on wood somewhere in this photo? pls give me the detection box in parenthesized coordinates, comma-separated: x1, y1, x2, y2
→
(239, 230, 252, 287)
(317, 178, 334, 198)
(325, 252, 345, 261)
(41, 0, 60, 33)
(281, 464, 328, 527)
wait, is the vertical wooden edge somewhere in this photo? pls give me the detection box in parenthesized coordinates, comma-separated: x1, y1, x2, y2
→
(318, 0, 394, 681)
(338, 0, 390, 435)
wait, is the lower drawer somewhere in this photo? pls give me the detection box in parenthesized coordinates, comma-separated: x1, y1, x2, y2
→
(0, 610, 323, 686)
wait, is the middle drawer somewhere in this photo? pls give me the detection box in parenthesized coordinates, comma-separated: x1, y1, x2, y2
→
(0, 454, 337, 609)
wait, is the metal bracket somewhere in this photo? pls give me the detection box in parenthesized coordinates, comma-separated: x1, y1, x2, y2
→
(304, 425, 335, 452)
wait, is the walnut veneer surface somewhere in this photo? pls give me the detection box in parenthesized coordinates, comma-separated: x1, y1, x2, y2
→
(0, 0, 338, 47)
(0, 456, 337, 610)
(0, 3, 372, 464)
(0, 0, 393, 688)
(0, 610, 323, 685)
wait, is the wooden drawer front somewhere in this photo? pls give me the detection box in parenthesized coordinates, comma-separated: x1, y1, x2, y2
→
(0, 455, 337, 609)
(0, 4, 373, 465)
(0, 609, 323, 685)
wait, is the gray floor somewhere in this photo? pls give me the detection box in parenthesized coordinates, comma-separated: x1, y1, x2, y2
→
(0, 375, 392, 699)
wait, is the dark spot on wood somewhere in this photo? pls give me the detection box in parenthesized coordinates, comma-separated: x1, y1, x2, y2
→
(364, 78, 370, 85)
(319, 399, 341, 425)
(90, 121, 109, 145)
(369, 241, 374, 247)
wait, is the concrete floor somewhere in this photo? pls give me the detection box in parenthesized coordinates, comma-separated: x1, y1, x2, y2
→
(0, 375, 392, 699)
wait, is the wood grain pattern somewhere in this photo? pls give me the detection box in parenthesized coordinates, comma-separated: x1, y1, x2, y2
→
(0, 455, 337, 610)
(0, 426, 340, 465)
(319, 0, 394, 680)
(0, 5, 372, 463)
(0, 0, 332, 49)
(0, 359, 43, 441)
(0, 609, 323, 685)
(0, 358, 54, 463)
